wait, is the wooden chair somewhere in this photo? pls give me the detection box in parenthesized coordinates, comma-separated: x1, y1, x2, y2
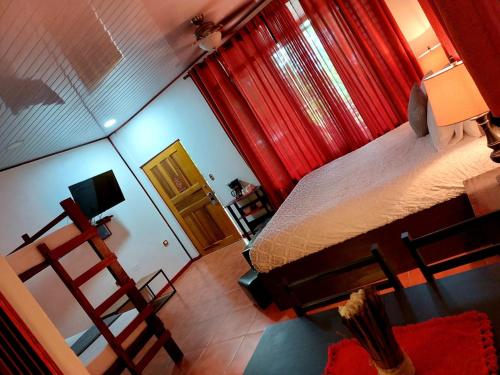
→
(283, 244, 402, 316)
(402, 209, 500, 284)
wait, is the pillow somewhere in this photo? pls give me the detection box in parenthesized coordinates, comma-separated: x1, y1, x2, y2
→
(427, 104, 464, 151)
(407, 84, 428, 137)
(463, 119, 483, 137)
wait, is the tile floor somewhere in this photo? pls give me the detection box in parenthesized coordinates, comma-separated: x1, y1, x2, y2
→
(143, 240, 295, 375)
(143, 240, 499, 374)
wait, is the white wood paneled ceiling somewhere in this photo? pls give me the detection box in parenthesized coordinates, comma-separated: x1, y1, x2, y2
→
(0, 0, 252, 170)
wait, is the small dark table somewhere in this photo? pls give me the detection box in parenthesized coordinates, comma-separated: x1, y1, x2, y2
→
(244, 264, 500, 375)
(225, 186, 274, 240)
(71, 270, 176, 356)
(102, 269, 176, 318)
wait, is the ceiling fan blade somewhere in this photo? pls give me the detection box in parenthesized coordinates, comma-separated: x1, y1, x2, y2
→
(150, 1, 268, 57)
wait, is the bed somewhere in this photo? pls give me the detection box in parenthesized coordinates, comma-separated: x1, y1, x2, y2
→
(249, 122, 498, 308)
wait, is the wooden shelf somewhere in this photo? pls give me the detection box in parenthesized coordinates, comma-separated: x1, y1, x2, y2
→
(242, 206, 265, 218)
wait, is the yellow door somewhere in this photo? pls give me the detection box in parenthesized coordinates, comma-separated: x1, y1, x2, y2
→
(143, 141, 241, 255)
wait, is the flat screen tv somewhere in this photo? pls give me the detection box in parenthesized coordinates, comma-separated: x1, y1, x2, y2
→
(68, 170, 125, 219)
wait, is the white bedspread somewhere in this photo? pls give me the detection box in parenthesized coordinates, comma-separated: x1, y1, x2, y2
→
(250, 123, 497, 272)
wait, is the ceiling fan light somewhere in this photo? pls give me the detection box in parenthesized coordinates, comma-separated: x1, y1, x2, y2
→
(198, 31, 222, 51)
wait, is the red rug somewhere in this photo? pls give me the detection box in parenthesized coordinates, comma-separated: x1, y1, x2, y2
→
(324, 311, 498, 375)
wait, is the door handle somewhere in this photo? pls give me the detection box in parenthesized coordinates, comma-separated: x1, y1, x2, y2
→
(207, 191, 218, 205)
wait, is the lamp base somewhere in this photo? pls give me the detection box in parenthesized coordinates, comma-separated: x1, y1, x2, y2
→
(475, 112, 500, 163)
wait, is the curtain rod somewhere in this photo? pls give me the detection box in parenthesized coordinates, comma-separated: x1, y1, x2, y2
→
(183, 0, 273, 80)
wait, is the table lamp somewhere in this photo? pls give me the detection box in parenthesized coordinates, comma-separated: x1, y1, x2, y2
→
(417, 43, 450, 74)
(423, 61, 500, 162)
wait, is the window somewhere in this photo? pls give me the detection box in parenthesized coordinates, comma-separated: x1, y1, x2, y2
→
(272, 0, 367, 134)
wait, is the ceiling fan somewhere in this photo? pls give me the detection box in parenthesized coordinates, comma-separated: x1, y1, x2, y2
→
(190, 14, 224, 51)
(190, 0, 266, 51)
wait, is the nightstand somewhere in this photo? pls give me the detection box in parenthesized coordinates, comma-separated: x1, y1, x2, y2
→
(225, 186, 274, 240)
(464, 167, 500, 217)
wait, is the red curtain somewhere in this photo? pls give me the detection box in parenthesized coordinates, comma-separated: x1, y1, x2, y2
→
(190, 59, 295, 207)
(418, 0, 500, 116)
(191, 1, 376, 206)
(299, 0, 423, 135)
(417, 0, 459, 60)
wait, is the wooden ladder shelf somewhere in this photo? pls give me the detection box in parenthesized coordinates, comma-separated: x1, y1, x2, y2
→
(36, 199, 183, 374)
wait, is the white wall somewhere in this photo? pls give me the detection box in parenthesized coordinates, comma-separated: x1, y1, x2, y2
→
(385, 0, 439, 56)
(0, 140, 191, 337)
(110, 77, 259, 255)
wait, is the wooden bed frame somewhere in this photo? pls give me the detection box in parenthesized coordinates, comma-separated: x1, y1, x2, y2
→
(257, 194, 495, 310)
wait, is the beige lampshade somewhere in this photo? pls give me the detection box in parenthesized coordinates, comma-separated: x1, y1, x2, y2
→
(423, 61, 489, 126)
(417, 43, 449, 74)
